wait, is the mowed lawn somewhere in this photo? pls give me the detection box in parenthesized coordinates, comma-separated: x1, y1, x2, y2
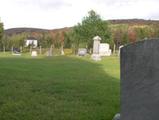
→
(0, 54, 120, 120)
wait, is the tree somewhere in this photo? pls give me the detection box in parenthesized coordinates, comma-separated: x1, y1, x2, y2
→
(113, 28, 122, 48)
(9, 33, 27, 48)
(0, 19, 4, 50)
(64, 32, 72, 48)
(54, 32, 61, 48)
(128, 28, 137, 43)
(71, 10, 111, 51)
(39, 32, 52, 48)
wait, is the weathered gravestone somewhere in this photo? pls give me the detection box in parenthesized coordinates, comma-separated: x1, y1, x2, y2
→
(121, 39, 159, 120)
(99, 43, 111, 56)
(46, 50, 52, 56)
(118, 45, 124, 56)
(78, 48, 87, 56)
(12, 48, 21, 56)
(31, 51, 37, 57)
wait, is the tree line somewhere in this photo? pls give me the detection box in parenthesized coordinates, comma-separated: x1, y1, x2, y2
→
(1, 10, 159, 54)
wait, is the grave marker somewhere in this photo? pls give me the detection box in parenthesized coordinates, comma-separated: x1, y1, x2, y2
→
(99, 43, 111, 56)
(78, 48, 87, 56)
(31, 51, 37, 57)
(121, 39, 159, 120)
(91, 36, 101, 61)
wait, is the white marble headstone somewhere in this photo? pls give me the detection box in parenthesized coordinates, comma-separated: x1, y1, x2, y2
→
(31, 51, 37, 57)
(99, 43, 111, 56)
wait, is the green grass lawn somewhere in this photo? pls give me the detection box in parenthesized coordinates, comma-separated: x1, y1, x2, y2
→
(0, 53, 120, 120)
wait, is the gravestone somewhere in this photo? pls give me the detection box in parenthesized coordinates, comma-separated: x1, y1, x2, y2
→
(121, 39, 159, 120)
(31, 51, 37, 57)
(118, 45, 124, 56)
(46, 50, 52, 56)
(78, 48, 87, 56)
(61, 50, 65, 55)
(12, 48, 21, 56)
(99, 43, 111, 56)
(112, 113, 120, 120)
(61, 47, 65, 55)
(91, 36, 101, 61)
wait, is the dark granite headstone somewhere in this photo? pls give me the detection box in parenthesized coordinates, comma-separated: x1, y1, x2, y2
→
(121, 39, 159, 120)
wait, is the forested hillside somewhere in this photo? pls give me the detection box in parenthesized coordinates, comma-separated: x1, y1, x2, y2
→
(2, 19, 159, 51)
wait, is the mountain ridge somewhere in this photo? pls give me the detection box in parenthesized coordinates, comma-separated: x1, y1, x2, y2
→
(4, 19, 159, 36)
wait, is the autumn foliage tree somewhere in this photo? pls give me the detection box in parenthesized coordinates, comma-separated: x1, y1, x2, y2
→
(128, 28, 137, 43)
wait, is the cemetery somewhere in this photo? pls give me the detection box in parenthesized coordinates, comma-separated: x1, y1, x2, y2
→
(0, 53, 120, 120)
(0, 26, 120, 120)
(2, 37, 159, 120)
(1, 5, 159, 120)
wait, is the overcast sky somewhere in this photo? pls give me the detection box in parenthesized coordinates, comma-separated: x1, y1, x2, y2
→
(0, 0, 159, 29)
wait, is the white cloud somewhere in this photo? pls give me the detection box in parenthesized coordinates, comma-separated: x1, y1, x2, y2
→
(0, 0, 159, 29)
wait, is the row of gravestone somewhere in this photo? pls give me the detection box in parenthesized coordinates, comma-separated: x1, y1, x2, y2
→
(78, 43, 111, 56)
(15, 50, 64, 57)
(13, 35, 123, 58)
(113, 39, 159, 120)
(78, 36, 124, 61)
(12, 50, 51, 57)
(12, 39, 65, 57)
(78, 36, 112, 61)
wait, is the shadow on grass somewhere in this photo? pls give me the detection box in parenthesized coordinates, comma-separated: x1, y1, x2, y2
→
(0, 56, 120, 120)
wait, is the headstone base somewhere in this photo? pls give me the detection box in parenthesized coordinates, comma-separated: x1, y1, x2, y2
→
(91, 54, 101, 61)
(12, 53, 21, 56)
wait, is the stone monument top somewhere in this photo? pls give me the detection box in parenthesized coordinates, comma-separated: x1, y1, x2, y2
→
(93, 36, 101, 41)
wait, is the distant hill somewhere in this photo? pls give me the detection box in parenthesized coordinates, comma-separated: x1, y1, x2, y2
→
(4, 27, 70, 36)
(4, 28, 49, 36)
(108, 19, 159, 25)
(4, 19, 159, 36)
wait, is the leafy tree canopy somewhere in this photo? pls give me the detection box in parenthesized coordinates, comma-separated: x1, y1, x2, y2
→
(72, 10, 111, 49)
(0, 19, 4, 49)
(0, 19, 3, 40)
